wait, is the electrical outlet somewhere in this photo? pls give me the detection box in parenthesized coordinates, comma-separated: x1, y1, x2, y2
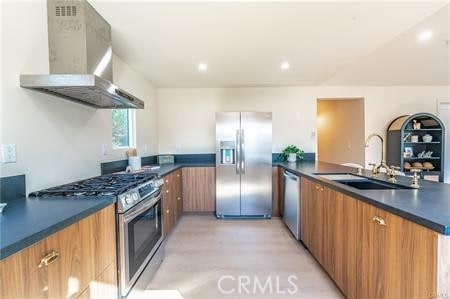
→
(101, 144, 108, 156)
(310, 131, 316, 140)
(1, 144, 17, 163)
(175, 144, 182, 152)
(144, 144, 148, 153)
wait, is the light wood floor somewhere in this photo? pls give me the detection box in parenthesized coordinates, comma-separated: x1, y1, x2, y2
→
(145, 215, 343, 299)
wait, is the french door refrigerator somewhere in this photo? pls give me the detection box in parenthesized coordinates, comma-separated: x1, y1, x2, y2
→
(216, 112, 272, 218)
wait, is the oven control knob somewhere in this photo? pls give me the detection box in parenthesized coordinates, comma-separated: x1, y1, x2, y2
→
(132, 193, 139, 202)
(125, 195, 133, 205)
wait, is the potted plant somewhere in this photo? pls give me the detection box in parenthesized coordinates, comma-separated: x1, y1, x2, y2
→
(282, 145, 304, 162)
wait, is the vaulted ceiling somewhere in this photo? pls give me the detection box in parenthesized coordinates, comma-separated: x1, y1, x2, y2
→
(91, 1, 449, 87)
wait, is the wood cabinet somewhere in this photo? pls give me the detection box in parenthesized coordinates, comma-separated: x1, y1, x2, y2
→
(78, 261, 118, 299)
(324, 191, 358, 298)
(358, 201, 437, 299)
(300, 178, 325, 263)
(162, 169, 183, 237)
(301, 177, 438, 299)
(0, 204, 117, 299)
(337, 194, 358, 298)
(272, 166, 282, 217)
(182, 167, 215, 212)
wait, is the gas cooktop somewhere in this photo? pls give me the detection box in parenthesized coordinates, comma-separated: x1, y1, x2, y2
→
(29, 172, 159, 197)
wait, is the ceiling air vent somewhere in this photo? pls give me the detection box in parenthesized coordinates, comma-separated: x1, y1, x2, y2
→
(55, 5, 77, 17)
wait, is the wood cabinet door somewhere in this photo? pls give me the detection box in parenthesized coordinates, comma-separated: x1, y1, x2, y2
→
(79, 204, 116, 287)
(163, 170, 183, 237)
(0, 205, 116, 299)
(182, 167, 216, 212)
(162, 173, 173, 237)
(322, 187, 342, 277)
(45, 220, 83, 298)
(0, 234, 49, 299)
(323, 192, 358, 298)
(175, 169, 183, 222)
(278, 167, 285, 217)
(358, 201, 437, 299)
(309, 182, 324, 265)
(272, 166, 281, 217)
(300, 178, 313, 248)
(336, 194, 358, 298)
(78, 261, 118, 299)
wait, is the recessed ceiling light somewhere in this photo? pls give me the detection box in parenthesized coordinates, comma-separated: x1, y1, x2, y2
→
(418, 30, 433, 42)
(280, 62, 290, 70)
(198, 63, 208, 71)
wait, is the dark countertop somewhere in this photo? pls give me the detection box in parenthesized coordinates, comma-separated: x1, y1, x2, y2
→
(0, 196, 116, 260)
(2, 159, 447, 260)
(148, 162, 215, 177)
(275, 161, 450, 235)
(0, 162, 213, 260)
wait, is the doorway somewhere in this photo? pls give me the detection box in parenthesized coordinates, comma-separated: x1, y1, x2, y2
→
(437, 100, 450, 183)
(317, 98, 365, 166)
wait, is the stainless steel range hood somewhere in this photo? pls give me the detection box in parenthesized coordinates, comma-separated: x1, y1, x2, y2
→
(20, 0, 144, 109)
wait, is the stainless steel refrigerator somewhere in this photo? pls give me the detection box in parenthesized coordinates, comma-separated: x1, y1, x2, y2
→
(216, 112, 272, 218)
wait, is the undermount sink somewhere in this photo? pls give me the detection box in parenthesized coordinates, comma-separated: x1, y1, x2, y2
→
(315, 173, 413, 190)
(336, 180, 413, 190)
(315, 173, 364, 181)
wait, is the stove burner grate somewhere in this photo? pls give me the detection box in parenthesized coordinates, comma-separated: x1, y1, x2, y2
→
(29, 173, 158, 197)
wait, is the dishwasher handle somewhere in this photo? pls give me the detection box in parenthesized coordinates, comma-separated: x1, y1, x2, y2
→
(283, 171, 299, 181)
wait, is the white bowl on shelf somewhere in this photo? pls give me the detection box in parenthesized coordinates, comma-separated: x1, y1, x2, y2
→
(422, 134, 433, 142)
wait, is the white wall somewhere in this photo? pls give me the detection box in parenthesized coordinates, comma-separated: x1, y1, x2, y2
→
(1, 1, 158, 192)
(157, 86, 450, 167)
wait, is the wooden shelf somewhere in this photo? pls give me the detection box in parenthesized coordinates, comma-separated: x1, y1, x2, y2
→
(404, 157, 441, 160)
(404, 128, 442, 131)
(403, 142, 441, 144)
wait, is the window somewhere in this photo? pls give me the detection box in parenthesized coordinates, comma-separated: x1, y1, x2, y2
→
(112, 109, 135, 148)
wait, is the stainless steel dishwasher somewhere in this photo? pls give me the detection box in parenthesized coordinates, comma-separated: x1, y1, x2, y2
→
(283, 170, 301, 240)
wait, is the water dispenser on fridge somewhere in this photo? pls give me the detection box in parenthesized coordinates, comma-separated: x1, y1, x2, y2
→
(219, 141, 236, 165)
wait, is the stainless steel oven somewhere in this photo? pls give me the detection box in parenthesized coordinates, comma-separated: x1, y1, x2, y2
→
(118, 190, 163, 297)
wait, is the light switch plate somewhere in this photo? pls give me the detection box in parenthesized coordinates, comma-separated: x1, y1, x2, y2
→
(1, 144, 17, 163)
(101, 144, 108, 156)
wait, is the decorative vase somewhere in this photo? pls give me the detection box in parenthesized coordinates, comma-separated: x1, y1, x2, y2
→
(287, 153, 297, 162)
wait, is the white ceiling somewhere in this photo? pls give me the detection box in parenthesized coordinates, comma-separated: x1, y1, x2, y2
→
(91, 1, 449, 87)
(324, 4, 450, 85)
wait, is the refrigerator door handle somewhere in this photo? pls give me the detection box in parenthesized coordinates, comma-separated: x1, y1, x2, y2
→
(241, 129, 245, 174)
(236, 129, 240, 174)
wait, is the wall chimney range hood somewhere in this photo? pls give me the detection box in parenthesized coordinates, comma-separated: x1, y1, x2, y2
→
(20, 0, 144, 109)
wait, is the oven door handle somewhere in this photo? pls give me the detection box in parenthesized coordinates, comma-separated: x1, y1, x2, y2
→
(155, 203, 159, 229)
(123, 192, 161, 223)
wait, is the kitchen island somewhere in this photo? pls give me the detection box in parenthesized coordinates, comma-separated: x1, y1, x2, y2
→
(275, 160, 450, 299)
(276, 161, 450, 235)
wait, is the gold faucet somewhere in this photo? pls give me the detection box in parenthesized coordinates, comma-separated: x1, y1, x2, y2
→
(410, 168, 422, 189)
(365, 133, 394, 179)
